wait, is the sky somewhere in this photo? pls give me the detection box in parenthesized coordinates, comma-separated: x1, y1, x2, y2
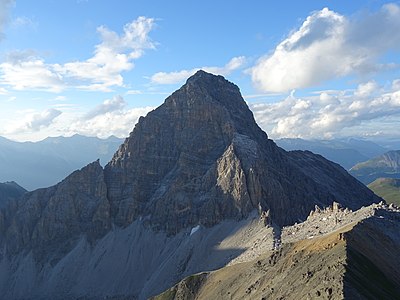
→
(0, 0, 399, 142)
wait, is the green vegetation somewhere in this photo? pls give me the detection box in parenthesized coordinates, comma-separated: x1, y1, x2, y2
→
(368, 178, 400, 206)
(350, 150, 400, 184)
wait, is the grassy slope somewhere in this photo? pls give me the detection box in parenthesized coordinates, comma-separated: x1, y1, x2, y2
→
(368, 178, 400, 206)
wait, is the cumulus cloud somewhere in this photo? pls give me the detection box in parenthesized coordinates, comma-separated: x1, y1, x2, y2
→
(150, 56, 246, 84)
(0, 16, 155, 92)
(5, 108, 62, 133)
(84, 95, 126, 120)
(251, 4, 400, 92)
(250, 79, 400, 139)
(69, 96, 153, 138)
(0, 58, 64, 92)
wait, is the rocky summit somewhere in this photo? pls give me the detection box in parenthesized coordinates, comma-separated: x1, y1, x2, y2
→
(0, 71, 384, 299)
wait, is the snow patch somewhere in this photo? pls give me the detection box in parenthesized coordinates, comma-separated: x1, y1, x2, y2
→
(190, 225, 201, 236)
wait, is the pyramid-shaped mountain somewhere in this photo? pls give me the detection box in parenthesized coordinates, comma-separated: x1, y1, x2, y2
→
(0, 71, 381, 299)
(104, 70, 379, 232)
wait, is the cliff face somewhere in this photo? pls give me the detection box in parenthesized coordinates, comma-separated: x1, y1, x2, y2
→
(0, 71, 383, 299)
(1, 160, 110, 261)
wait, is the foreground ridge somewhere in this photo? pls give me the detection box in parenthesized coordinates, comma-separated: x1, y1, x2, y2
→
(154, 203, 400, 299)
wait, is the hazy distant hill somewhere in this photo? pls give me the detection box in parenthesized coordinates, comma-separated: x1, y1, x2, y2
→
(368, 178, 400, 206)
(276, 138, 386, 169)
(0, 135, 123, 190)
(350, 150, 400, 184)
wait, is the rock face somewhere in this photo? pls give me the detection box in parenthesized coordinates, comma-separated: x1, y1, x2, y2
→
(0, 71, 382, 299)
(350, 150, 400, 184)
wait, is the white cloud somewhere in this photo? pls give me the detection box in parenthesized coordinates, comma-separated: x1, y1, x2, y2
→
(392, 79, 400, 91)
(150, 56, 246, 84)
(84, 95, 126, 120)
(68, 95, 153, 138)
(5, 108, 62, 133)
(0, 16, 155, 92)
(0, 58, 64, 92)
(354, 81, 379, 98)
(250, 79, 400, 139)
(10, 16, 38, 30)
(126, 89, 142, 95)
(251, 4, 400, 92)
(54, 95, 66, 101)
(60, 16, 155, 91)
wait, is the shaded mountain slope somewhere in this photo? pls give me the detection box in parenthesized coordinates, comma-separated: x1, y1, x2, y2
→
(0, 71, 382, 299)
(0, 182, 26, 208)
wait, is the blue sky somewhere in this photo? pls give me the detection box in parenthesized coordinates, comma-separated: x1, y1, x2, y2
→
(0, 0, 399, 141)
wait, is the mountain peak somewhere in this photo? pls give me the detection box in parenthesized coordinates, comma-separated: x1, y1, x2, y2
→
(104, 72, 379, 233)
(186, 69, 228, 85)
(167, 70, 242, 108)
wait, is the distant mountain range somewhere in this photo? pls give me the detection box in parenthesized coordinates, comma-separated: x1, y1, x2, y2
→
(349, 150, 400, 184)
(276, 138, 387, 169)
(0, 135, 123, 190)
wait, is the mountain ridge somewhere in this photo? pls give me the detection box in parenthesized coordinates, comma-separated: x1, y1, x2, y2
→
(154, 203, 400, 300)
(350, 150, 400, 184)
(0, 134, 122, 190)
(0, 71, 383, 299)
(276, 137, 387, 169)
